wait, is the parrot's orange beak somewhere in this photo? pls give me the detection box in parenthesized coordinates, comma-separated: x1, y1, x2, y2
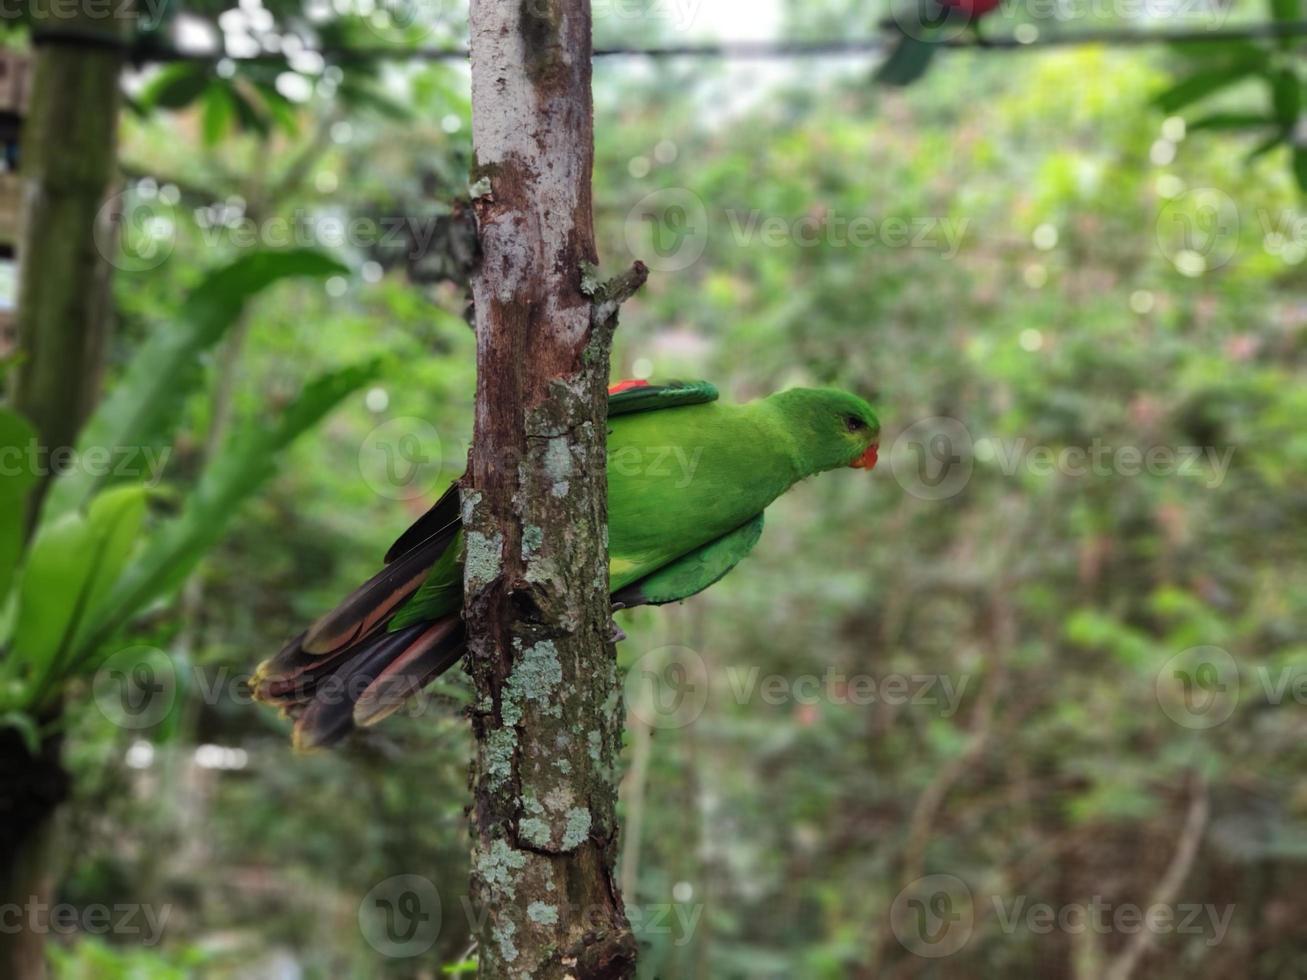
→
(850, 443, 879, 470)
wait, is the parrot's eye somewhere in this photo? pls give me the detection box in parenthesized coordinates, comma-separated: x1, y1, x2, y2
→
(843, 414, 866, 433)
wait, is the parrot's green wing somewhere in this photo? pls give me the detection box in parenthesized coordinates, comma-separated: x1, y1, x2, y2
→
(606, 379, 718, 417)
(386, 527, 464, 630)
(382, 381, 715, 566)
(613, 513, 764, 608)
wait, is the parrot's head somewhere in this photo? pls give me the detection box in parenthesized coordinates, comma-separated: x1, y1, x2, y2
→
(767, 387, 881, 476)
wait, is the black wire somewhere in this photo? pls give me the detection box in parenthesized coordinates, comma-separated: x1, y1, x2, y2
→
(33, 28, 133, 52)
(128, 20, 1307, 65)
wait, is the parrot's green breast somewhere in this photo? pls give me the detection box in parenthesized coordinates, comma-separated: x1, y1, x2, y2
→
(606, 401, 798, 589)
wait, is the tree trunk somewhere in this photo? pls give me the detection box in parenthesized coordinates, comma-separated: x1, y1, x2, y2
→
(12, 14, 128, 520)
(0, 16, 129, 980)
(462, 1, 641, 976)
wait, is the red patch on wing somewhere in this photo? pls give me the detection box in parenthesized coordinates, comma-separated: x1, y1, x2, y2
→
(608, 379, 651, 395)
(850, 443, 879, 470)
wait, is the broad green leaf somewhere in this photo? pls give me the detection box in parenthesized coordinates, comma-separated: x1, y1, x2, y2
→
(230, 83, 272, 137)
(1272, 69, 1300, 126)
(1246, 129, 1287, 163)
(1295, 147, 1307, 193)
(45, 249, 348, 517)
(11, 485, 148, 698)
(201, 82, 236, 147)
(337, 78, 414, 120)
(86, 361, 380, 648)
(1269, 0, 1300, 26)
(139, 63, 211, 111)
(1153, 60, 1266, 114)
(1166, 40, 1270, 63)
(16, 509, 98, 664)
(1187, 112, 1277, 131)
(80, 487, 151, 630)
(247, 80, 301, 136)
(0, 408, 37, 602)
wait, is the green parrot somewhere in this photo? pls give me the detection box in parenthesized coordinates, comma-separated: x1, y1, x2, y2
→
(253, 380, 881, 749)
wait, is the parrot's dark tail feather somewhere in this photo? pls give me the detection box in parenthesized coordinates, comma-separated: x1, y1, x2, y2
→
(354, 618, 466, 729)
(271, 621, 456, 752)
(383, 482, 462, 565)
(301, 531, 451, 655)
(252, 616, 467, 750)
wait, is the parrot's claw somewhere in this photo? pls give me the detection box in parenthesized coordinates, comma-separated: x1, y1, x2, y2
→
(609, 619, 627, 644)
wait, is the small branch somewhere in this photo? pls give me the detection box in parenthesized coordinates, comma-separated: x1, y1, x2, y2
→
(590, 261, 649, 330)
(1102, 773, 1211, 980)
(899, 590, 1013, 886)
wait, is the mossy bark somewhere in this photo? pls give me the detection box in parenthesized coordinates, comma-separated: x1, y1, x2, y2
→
(463, 1, 636, 976)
